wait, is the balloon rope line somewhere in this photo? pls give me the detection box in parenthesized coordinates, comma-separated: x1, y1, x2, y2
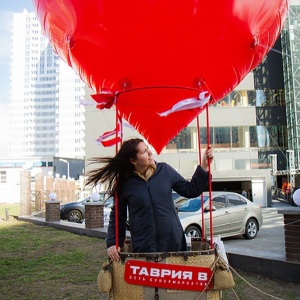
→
(201, 255, 284, 300)
(256, 42, 291, 57)
(196, 116, 202, 164)
(227, 261, 284, 300)
(115, 85, 202, 95)
(256, 116, 287, 159)
(197, 115, 205, 241)
(205, 104, 213, 248)
(115, 99, 119, 250)
(114, 192, 119, 250)
(286, 219, 300, 225)
(115, 95, 120, 154)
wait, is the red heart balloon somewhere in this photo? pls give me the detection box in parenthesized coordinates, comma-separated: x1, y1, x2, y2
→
(33, 0, 288, 153)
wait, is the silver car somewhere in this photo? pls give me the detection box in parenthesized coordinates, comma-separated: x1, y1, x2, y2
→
(177, 191, 263, 239)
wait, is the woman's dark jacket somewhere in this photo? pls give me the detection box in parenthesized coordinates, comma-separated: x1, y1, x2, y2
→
(106, 162, 209, 253)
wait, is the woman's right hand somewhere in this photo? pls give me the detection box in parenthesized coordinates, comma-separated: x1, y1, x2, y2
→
(107, 245, 121, 262)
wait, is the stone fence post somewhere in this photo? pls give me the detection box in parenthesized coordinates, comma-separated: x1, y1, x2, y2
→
(20, 170, 31, 216)
(45, 193, 61, 222)
(85, 202, 104, 229)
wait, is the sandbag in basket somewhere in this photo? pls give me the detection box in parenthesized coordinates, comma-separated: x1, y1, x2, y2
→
(212, 256, 235, 291)
(97, 261, 112, 293)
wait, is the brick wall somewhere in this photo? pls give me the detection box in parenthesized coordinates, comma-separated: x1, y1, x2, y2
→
(283, 213, 300, 262)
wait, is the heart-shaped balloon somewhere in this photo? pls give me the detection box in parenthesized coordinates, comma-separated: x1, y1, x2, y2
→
(33, 0, 288, 153)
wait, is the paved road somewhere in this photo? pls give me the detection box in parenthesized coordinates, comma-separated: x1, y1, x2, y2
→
(222, 200, 290, 261)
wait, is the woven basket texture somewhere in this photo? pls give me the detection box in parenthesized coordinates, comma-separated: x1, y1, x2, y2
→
(108, 250, 221, 300)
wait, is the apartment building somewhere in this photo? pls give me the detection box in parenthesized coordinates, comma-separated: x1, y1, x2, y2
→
(9, 10, 86, 159)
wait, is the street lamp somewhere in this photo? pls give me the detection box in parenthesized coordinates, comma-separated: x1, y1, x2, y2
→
(59, 158, 69, 179)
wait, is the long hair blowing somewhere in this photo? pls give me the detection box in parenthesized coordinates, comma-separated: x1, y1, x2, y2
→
(85, 138, 143, 197)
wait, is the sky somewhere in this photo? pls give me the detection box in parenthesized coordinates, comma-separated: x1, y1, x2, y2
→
(0, 1, 34, 105)
(0, 1, 34, 157)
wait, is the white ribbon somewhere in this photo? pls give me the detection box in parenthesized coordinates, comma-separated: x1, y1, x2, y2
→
(96, 130, 122, 142)
(96, 121, 134, 147)
(158, 91, 210, 117)
(78, 99, 96, 106)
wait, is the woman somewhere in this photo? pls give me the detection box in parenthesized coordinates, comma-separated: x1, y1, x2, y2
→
(86, 138, 213, 262)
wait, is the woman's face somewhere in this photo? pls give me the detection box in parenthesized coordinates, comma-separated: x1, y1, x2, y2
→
(131, 141, 154, 170)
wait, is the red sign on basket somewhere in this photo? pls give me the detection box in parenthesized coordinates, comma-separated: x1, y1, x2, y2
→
(124, 259, 213, 291)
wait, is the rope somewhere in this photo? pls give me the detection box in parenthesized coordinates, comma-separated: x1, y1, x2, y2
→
(197, 115, 206, 241)
(224, 257, 284, 300)
(193, 264, 216, 300)
(256, 116, 287, 158)
(285, 219, 300, 225)
(114, 100, 120, 250)
(205, 104, 214, 248)
(256, 42, 291, 57)
(194, 254, 285, 300)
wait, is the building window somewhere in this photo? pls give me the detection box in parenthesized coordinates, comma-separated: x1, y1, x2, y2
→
(0, 171, 7, 183)
(249, 126, 258, 147)
(213, 127, 231, 148)
(168, 128, 191, 149)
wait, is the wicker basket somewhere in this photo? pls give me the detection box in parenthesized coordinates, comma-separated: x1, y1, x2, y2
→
(107, 241, 221, 300)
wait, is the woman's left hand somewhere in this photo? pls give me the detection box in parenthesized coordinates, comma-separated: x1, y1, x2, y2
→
(201, 146, 213, 171)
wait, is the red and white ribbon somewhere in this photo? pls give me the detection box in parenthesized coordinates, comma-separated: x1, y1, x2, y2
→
(96, 120, 122, 147)
(96, 121, 134, 147)
(158, 91, 210, 117)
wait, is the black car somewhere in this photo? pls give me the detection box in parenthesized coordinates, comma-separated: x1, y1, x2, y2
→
(60, 195, 113, 223)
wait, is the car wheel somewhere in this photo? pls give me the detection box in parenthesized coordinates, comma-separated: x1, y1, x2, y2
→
(185, 225, 201, 238)
(67, 210, 83, 223)
(243, 218, 258, 239)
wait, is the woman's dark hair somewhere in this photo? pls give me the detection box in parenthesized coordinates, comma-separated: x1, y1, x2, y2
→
(85, 138, 144, 197)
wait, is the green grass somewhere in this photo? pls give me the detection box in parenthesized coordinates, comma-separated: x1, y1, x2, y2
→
(0, 219, 108, 300)
(0, 203, 20, 220)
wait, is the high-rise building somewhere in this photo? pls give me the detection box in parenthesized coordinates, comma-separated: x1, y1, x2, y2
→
(9, 10, 85, 159)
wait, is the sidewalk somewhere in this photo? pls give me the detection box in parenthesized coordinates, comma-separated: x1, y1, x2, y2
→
(223, 200, 299, 284)
(223, 200, 287, 261)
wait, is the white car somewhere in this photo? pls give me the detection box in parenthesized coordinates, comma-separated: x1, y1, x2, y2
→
(178, 191, 263, 239)
(103, 198, 113, 226)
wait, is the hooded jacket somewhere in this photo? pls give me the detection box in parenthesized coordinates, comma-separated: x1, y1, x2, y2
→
(106, 162, 209, 253)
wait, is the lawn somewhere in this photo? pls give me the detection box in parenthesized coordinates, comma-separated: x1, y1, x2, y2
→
(0, 219, 108, 300)
(0, 203, 20, 220)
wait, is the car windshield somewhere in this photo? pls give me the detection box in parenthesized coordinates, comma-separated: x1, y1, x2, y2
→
(177, 196, 208, 212)
(104, 197, 113, 207)
(172, 191, 180, 200)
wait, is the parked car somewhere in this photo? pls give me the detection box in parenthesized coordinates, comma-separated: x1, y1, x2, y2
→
(174, 196, 189, 207)
(177, 191, 263, 239)
(172, 191, 180, 201)
(60, 195, 113, 223)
